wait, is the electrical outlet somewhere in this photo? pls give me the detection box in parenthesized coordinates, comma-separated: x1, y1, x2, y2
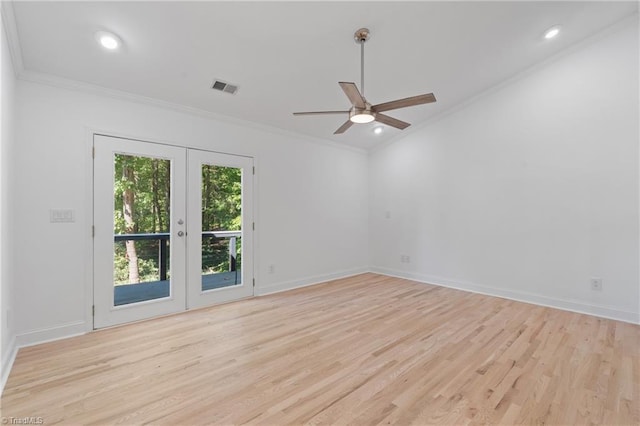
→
(400, 255, 411, 263)
(268, 264, 275, 274)
(590, 278, 603, 291)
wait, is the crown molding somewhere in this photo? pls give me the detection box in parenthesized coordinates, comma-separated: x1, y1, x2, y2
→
(8, 5, 637, 156)
(1, 0, 23, 76)
(4, 3, 364, 155)
(371, 11, 640, 154)
(17, 69, 367, 155)
(2, 0, 365, 155)
(2, 0, 362, 153)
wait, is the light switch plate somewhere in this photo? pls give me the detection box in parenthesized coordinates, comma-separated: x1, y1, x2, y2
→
(50, 209, 75, 223)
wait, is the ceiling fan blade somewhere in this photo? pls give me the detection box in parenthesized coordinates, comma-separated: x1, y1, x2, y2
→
(372, 93, 436, 113)
(339, 82, 366, 108)
(374, 113, 411, 130)
(293, 111, 350, 116)
(334, 120, 354, 134)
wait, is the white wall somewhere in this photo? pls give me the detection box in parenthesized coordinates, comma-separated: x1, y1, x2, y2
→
(1, 8, 17, 389)
(12, 80, 369, 344)
(370, 22, 639, 323)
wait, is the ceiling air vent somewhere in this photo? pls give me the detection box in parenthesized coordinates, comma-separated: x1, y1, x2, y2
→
(211, 79, 238, 95)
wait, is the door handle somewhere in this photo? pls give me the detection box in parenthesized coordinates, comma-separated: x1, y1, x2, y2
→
(177, 231, 184, 237)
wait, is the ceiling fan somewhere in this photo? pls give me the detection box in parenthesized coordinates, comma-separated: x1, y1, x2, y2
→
(293, 28, 437, 134)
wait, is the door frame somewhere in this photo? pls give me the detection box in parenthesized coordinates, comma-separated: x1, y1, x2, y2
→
(86, 130, 258, 330)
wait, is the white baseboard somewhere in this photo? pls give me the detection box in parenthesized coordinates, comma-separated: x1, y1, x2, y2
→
(15, 321, 87, 348)
(370, 267, 640, 325)
(256, 267, 370, 296)
(4, 267, 369, 372)
(1, 335, 17, 396)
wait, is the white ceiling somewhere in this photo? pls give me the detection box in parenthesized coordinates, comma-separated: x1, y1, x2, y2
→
(10, 1, 639, 149)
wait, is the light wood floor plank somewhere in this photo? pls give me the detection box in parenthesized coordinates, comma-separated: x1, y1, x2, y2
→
(2, 273, 638, 425)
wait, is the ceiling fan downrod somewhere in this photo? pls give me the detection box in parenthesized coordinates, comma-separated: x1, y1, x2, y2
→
(354, 28, 370, 97)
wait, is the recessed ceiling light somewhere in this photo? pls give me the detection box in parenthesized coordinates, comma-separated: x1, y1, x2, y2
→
(373, 126, 383, 135)
(95, 31, 121, 50)
(544, 26, 561, 40)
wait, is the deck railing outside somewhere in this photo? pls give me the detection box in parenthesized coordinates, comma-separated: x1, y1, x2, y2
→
(114, 231, 241, 281)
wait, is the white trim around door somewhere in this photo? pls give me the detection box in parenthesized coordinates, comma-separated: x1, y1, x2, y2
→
(93, 134, 254, 328)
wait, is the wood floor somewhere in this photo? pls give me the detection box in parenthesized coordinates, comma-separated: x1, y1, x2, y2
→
(2, 273, 638, 425)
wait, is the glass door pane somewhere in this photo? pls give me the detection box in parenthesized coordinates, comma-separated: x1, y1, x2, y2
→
(201, 164, 242, 291)
(113, 154, 172, 306)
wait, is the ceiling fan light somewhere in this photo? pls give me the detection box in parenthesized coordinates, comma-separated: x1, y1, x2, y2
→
(350, 112, 375, 124)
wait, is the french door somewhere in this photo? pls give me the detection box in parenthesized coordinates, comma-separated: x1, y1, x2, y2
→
(187, 149, 254, 309)
(93, 135, 254, 328)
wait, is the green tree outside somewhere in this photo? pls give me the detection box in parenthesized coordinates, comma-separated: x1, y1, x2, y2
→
(114, 154, 242, 285)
